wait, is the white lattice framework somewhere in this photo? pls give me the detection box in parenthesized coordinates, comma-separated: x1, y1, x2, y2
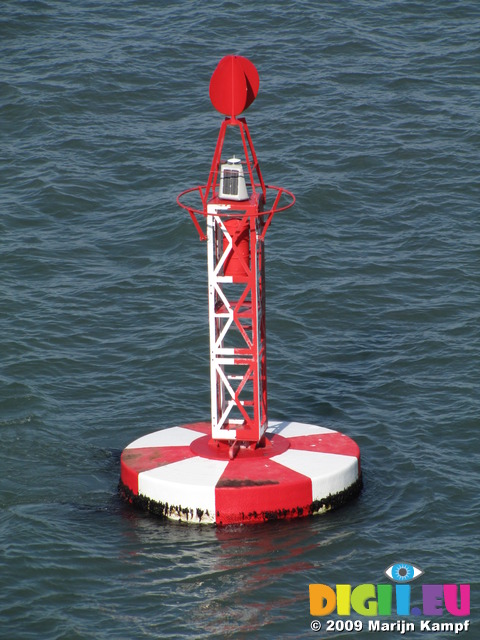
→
(207, 201, 267, 444)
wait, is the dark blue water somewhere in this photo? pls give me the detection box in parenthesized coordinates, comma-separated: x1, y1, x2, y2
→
(1, 1, 479, 638)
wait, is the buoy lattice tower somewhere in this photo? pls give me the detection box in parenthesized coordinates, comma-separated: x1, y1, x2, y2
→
(181, 58, 295, 455)
(119, 55, 362, 525)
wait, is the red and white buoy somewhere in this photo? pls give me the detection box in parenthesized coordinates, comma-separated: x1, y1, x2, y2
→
(120, 55, 362, 524)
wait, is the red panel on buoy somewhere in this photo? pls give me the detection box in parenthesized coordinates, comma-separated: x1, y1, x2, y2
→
(215, 457, 313, 526)
(209, 55, 259, 117)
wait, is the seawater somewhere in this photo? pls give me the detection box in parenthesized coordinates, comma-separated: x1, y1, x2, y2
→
(1, 1, 479, 638)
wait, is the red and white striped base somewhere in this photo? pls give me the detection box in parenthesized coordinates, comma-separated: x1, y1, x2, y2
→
(119, 421, 361, 526)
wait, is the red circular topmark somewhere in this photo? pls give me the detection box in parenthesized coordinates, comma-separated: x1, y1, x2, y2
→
(209, 55, 259, 117)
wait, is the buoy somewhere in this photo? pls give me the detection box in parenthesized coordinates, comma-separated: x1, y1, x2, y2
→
(120, 421, 361, 525)
(119, 55, 362, 524)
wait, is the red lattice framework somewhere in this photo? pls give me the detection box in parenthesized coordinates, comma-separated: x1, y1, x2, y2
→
(177, 116, 294, 450)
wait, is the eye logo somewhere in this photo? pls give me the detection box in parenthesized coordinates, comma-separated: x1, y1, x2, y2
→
(385, 562, 424, 583)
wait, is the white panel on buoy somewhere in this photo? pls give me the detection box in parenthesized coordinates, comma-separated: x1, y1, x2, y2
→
(138, 456, 229, 521)
(271, 449, 358, 497)
(126, 427, 204, 449)
(268, 421, 336, 437)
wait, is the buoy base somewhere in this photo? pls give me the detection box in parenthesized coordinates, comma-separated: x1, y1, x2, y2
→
(119, 420, 362, 526)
